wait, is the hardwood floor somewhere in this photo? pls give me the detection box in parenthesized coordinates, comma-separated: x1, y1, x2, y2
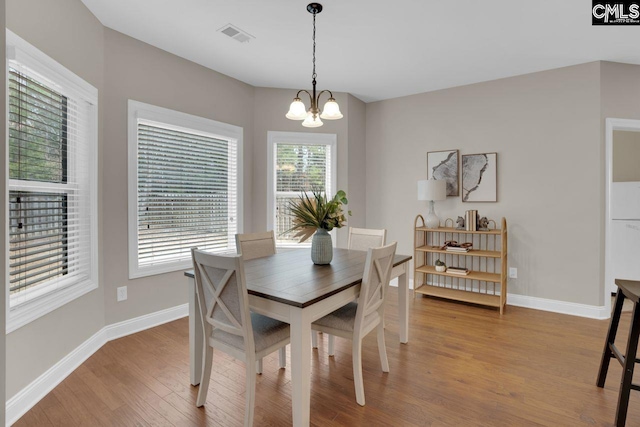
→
(14, 289, 640, 426)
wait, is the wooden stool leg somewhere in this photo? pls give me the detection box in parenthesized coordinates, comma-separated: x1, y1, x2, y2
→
(598, 289, 626, 387)
(615, 302, 640, 427)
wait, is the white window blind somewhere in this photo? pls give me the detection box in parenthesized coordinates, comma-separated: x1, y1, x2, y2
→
(267, 132, 337, 248)
(6, 30, 98, 328)
(136, 122, 238, 267)
(128, 101, 242, 278)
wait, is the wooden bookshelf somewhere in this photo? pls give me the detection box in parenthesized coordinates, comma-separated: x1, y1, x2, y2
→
(414, 215, 508, 314)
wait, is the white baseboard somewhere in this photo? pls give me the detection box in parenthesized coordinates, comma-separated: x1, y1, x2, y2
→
(401, 279, 608, 319)
(506, 293, 609, 319)
(105, 303, 188, 341)
(5, 303, 189, 426)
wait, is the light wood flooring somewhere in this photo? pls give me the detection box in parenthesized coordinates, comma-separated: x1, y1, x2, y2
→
(14, 289, 640, 426)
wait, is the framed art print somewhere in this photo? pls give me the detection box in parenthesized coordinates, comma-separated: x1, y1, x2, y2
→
(427, 149, 459, 197)
(461, 152, 497, 202)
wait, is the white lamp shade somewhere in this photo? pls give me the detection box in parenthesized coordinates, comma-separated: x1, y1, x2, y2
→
(302, 112, 323, 128)
(417, 179, 447, 201)
(286, 98, 307, 120)
(320, 98, 343, 120)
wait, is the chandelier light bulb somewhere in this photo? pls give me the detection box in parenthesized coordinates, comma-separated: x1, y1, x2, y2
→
(302, 111, 323, 128)
(286, 98, 307, 120)
(320, 98, 343, 120)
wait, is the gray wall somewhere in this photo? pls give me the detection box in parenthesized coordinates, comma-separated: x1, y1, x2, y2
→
(613, 130, 640, 182)
(347, 94, 367, 229)
(5, 0, 105, 399)
(102, 28, 255, 324)
(365, 62, 603, 306)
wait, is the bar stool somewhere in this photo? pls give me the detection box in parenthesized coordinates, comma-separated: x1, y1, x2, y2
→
(597, 279, 640, 426)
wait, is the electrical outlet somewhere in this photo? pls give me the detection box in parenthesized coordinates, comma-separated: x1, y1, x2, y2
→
(509, 268, 518, 279)
(117, 286, 127, 302)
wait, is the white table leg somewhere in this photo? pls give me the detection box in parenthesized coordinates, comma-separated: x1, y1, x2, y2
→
(397, 268, 409, 344)
(290, 307, 312, 427)
(188, 277, 203, 386)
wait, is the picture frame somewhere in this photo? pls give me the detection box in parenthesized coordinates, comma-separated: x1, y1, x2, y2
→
(427, 149, 459, 197)
(461, 152, 497, 202)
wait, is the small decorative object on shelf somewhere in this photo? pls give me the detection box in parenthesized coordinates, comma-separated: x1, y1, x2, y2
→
(443, 241, 472, 253)
(286, 188, 351, 265)
(478, 216, 489, 231)
(456, 216, 465, 230)
(413, 214, 508, 314)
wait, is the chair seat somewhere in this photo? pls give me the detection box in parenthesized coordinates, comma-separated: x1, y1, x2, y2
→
(312, 302, 380, 333)
(212, 312, 290, 353)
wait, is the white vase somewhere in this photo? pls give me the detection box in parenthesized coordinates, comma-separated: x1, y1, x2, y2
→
(311, 228, 333, 265)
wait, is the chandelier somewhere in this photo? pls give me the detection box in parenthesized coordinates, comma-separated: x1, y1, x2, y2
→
(285, 3, 343, 128)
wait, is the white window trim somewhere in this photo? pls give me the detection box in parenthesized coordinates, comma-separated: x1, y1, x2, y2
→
(127, 100, 244, 279)
(266, 131, 337, 249)
(6, 30, 99, 333)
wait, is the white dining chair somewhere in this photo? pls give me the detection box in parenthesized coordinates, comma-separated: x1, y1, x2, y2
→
(311, 242, 397, 406)
(347, 227, 387, 251)
(235, 230, 277, 261)
(191, 248, 290, 426)
(312, 227, 388, 349)
(235, 230, 285, 373)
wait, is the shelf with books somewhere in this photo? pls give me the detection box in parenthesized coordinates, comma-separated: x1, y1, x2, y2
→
(415, 265, 499, 282)
(413, 215, 508, 314)
(415, 245, 501, 258)
(415, 226, 501, 235)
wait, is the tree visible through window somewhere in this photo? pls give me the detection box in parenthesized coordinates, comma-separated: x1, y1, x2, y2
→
(8, 69, 71, 294)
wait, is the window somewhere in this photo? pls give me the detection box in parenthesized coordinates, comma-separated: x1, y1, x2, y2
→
(6, 31, 98, 332)
(128, 101, 242, 278)
(267, 131, 337, 247)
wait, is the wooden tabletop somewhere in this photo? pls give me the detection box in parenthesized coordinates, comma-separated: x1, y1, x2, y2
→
(185, 248, 411, 308)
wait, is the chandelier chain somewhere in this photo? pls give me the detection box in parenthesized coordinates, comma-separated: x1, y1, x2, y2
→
(312, 10, 317, 81)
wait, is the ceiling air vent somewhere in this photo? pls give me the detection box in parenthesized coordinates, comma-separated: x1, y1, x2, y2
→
(218, 24, 255, 43)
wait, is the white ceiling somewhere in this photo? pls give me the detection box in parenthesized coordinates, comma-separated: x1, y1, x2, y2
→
(81, 0, 640, 103)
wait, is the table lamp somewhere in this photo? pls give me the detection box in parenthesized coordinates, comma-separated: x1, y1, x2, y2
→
(417, 179, 447, 229)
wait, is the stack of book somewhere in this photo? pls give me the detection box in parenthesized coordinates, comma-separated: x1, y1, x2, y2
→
(446, 245, 470, 253)
(447, 266, 470, 276)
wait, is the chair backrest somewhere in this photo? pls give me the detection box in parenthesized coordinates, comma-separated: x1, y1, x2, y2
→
(348, 227, 387, 251)
(354, 242, 397, 333)
(235, 230, 276, 261)
(191, 248, 255, 354)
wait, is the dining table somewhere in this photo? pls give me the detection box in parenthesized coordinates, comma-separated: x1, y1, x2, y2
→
(184, 247, 412, 427)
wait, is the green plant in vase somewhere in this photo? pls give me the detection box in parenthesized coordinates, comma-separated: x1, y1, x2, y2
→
(286, 188, 351, 264)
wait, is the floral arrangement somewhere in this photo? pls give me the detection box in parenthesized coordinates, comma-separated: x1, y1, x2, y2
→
(287, 189, 351, 242)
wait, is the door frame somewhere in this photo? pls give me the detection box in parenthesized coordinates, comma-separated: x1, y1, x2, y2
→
(605, 118, 640, 314)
